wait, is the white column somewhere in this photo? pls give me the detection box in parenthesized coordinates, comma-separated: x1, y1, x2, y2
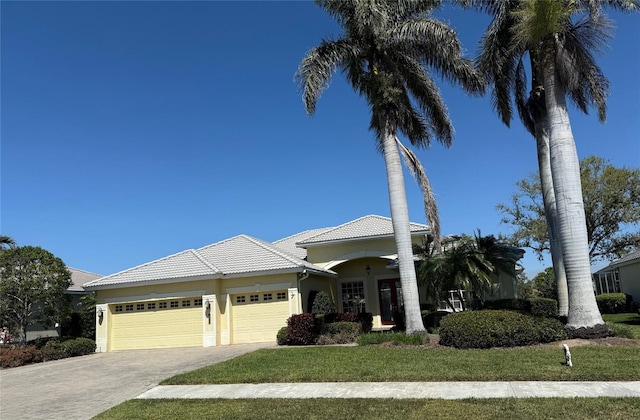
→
(288, 288, 300, 316)
(95, 303, 108, 353)
(202, 294, 217, 347)
(220, 294, 231, 345)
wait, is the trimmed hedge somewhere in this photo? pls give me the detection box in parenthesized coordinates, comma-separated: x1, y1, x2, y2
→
(276, 327, 289, 345)
(439, 310, 567, 349)
(529, 297, 558, 318)
(311, 291, 336, 315)
(596, 293, 627, 314)
(324, 312, 373, 334)
(1, 338, 96, 368)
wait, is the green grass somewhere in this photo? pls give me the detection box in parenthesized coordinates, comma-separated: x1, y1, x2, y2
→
(93, 398, 640, 420)
(603, 313, 640, 339)
(162, 345, 640, 384)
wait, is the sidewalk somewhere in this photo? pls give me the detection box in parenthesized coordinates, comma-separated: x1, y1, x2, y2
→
(137, 381, 640, 400)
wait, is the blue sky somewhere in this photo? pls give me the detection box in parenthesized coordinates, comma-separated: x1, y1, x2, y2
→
(2, 1, 638, 279)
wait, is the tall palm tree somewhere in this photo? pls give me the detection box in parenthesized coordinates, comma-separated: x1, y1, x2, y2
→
(297, 0, 483, 333)
(476, 0, 638, 333)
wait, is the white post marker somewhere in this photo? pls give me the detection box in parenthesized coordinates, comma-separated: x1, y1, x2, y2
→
(563, 344, 573, 367)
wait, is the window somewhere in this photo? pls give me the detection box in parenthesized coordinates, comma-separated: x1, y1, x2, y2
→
(277, 292, 287, 300)
(236, 296, 246, 303)
(115, 305, 123, 313)
(170, 301, 179, 308)
(159, 302, 167, 309)
(147, 303, 156, 310)
(182, 300, 191, 307)
(136, 303, 145, 311)
(194, 298, 203, 307)
(341, 281, 365, 312)
(125, 304, 134, 312)
(263, 293, 273, 301)
(250, 294, 259, 302)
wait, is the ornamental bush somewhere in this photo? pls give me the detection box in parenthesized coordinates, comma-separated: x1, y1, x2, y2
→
(276, 326, 290, 345)
(596, 293, 627, 314)
(529, 297, 558, 318)
(0, 345, 43, 368)
(286, 313, 317, 345)
(311, 291, 336, 315)
(439, 310, 567, 349)
(62, 337, 96, 356)
(317, 321, 361, 345)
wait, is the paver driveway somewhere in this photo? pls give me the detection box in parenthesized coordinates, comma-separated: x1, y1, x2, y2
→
(0, 342, 273, 420)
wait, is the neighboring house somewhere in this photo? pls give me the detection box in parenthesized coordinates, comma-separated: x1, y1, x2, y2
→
(26, 268, 101, 341)
(593, 249, 640, 304)
(84, 215, 519, 352)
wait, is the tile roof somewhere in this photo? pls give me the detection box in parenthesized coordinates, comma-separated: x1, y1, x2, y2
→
(297, 215, 430, 246)
(272, 228, 333, 259)
(67, 268, 102, 292)
(83, 249, 222, 289)
(197, 235, 333, 276)
(610, 249, 640, 267)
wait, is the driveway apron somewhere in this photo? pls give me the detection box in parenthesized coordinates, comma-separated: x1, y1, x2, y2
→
(0, 342, 273, 420)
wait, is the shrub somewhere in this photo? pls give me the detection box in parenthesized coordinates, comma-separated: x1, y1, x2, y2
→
(529, 297, 558, 318)
(317, 321, 361, 345)
(324, 312, 373, 334)
(422, 310, 450, 332)
(483, 299, 530, 311)
(286, 313, 317, 345)
(311, 291, 336, 315)
(0, 345, 43, 368)
(62, 338, 96, 356)
(439, 310, 567, 349)
(357, 312, 373, 334)
(596, 293, 627, 314)
(41, 340, 67, 361)
(276, 326, 290, 345)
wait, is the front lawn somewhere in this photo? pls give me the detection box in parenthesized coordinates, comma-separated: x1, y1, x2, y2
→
(603, 313, 640, 339)
(162, 345, 640, 384)
(94, 398, 640, 420)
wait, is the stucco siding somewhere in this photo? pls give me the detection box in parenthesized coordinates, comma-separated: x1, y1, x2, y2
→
(619, 263, 640, 303)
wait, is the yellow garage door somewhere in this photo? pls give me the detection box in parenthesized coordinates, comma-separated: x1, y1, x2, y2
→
(109, 298, 203, 351)
(232, 291, 290, 344)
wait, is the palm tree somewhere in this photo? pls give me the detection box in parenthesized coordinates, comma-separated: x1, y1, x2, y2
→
(475, 0, 637, 333)
(296, 0, 483, 333)
(0, 236, 16, 250)
(416, 233, 524, 311)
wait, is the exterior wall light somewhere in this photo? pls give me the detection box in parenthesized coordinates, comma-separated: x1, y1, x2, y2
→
(97, 308, 104, 325)
(365, 265, 371, 276)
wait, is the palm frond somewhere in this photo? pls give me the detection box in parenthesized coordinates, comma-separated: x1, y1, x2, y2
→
(395, 137, 441, 250)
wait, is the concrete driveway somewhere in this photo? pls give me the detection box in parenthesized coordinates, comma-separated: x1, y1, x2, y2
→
(0, 342, 273, 420)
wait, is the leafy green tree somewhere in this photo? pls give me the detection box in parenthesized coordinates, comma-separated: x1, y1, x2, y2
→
(476, 0, 638, 332)
(0, 246, 72, 346)
(296, 0, 483, 332)
(498, 156, 640, 261)
(311, 291, 336, 315)
(531, 267, 557, 301)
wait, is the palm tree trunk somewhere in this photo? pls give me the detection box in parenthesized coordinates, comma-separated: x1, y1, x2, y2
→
(381, 128, 426, 334)
(541, 52, 604, 331)
(534, 111, 569, 318)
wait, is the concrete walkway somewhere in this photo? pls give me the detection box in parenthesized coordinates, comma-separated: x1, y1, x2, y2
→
(137, 381, 640, 400)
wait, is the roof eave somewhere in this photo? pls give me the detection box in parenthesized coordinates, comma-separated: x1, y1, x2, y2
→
(83, 273, 223, 291)
(297, 231, 430, 248)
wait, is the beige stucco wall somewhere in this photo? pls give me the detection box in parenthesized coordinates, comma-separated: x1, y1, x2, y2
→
(619, 262, 640, 303)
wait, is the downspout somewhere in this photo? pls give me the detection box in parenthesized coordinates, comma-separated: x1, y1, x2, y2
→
(297, 269, 309, 313)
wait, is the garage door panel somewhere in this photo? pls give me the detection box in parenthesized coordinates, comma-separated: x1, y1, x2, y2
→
(110, 299, 202, 351)
(232, 292, 289, 344)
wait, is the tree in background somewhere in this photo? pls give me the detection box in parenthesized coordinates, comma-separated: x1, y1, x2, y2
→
(531, 267, 558, 301)
(296, 0, 483, 333)
(0, 246, 72, 346)
(498, 156, 640, 262)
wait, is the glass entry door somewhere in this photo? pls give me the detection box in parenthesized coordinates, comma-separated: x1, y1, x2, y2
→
(378, 279, 403, 325)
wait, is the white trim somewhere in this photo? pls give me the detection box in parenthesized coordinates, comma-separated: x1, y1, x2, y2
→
(288, 288, 299, 316)
(225, 283, 292, 295)
(220, 294, 231, 345)
(84, 275, 219, 291)
(95, 304, 108, 353)
(322, 252, 396, 271)
(202, 294, 216, 347)
(103, 290, 206, 304)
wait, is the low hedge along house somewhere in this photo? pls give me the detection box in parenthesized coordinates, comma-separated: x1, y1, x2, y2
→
(85, 215, 518, 352)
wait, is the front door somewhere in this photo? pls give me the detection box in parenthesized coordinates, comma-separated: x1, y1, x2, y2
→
(378, 279, 403, 325)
